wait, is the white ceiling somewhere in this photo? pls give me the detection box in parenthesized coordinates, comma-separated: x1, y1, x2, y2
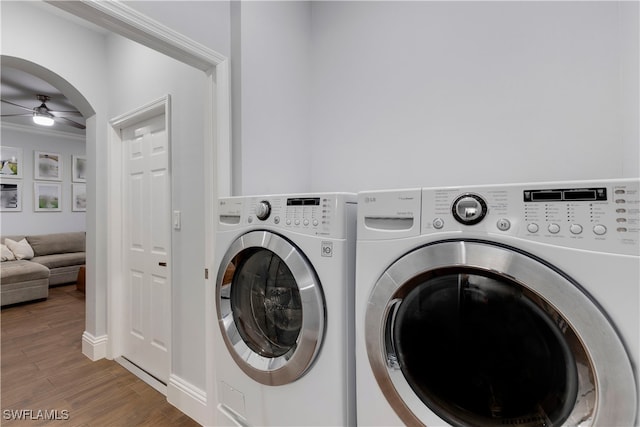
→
(1, 66, 86, 136)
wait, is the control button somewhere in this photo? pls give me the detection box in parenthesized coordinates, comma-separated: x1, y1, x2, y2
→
(286, 219, 292, 225)
(433, 218, 444, 229)
(496, 219, 511, 231)
(527, 223, 539, 233)
(593, 224, 607, 236)
(256, 200, 271, 220)
(570, 224, 583, 235)
(274, 216, 280, 224)
(617, 208, 627, 214)
(248, 216, 253, 223)
(548, 223, 560, 234)
(313, 219, 319, 226)
(616, 199, 626, 204)
(295, 219, 300, 226)
(617, 227, 628, 232)
(452, 194, 488, 225)
(617, 218, 627, 223)
(303, 219, 309, 226)
(615, 189, 626, 195)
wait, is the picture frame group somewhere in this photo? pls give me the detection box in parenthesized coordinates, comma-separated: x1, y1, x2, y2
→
(0, 147, 87, 212)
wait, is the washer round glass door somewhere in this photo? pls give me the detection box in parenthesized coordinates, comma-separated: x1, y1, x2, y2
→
(217, 230, 325, 386)
(366, 240, 636, 427)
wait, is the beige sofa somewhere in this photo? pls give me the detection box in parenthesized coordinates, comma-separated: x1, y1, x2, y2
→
(1, 232, 85, 306)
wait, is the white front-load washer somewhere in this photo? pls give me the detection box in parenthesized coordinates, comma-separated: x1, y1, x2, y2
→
(356, 179, 638, 427)
(214, 193, 357, 426)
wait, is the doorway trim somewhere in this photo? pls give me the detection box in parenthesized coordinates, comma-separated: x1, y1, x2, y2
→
(46, 2, 230, 425)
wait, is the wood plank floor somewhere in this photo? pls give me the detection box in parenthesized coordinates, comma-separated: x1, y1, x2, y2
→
(1, 285, 200, 426)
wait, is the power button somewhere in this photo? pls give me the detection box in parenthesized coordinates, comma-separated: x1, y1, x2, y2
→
(496, 219, 511, 231)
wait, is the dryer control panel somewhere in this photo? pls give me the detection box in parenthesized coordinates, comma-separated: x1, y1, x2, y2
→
(218, 193, 356, 239)
(421, 179, 639, 256)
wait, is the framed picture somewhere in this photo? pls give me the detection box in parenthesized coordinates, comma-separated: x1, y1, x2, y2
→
(72, 155, 87, 183)
(72, 183, 87, 212)
(0, 181, 22, 211)
(34, 151, 62, 181)
(0, 146, 23, 178)
(34, 182, 62, 212)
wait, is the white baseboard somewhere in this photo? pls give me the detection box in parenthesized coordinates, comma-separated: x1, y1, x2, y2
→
(168, 374, 210, 426)
(81, 331, 108, 360)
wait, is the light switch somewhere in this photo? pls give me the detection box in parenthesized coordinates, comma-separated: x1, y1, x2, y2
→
(173, 210, 181, 230)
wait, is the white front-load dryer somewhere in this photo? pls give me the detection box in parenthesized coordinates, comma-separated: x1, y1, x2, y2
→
(214, 193, 357, 426)
(356, 179, 638, 427)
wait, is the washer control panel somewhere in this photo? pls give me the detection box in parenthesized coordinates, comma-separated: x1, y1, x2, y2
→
(218, 193, 356, 238)
(422, 179, 639, 256)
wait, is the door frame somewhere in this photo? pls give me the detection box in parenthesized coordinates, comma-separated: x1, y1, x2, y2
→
(46, 2, 231, 425)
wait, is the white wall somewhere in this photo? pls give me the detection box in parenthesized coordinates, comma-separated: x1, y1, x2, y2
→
(309, 1, 639, 192)
(232, 1, 313, 195)
(109, 1, 639, 196)
(106, 32, 209, 394)
(621, 1, 640, 178)
(1, 124, 86, 235)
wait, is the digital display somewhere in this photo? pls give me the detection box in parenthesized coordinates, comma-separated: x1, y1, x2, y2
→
(524, 188, 607, 202)
(287, 198, 321, 206)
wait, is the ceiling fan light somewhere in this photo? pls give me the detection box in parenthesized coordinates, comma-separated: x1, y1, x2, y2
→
(33, 113, 54, 126)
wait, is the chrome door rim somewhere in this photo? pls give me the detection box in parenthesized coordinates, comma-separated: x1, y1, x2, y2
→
(365, 239, 637, 426)
(216, 230, 325, 386)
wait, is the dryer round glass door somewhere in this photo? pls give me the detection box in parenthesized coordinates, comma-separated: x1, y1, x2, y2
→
(217, 230, 325, 386)
(365, 240, 636, 427)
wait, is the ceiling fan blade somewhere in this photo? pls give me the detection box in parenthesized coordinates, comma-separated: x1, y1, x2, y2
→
(49, 110, 83, 117)
(0, 99, 34, 112)
(0, 113, 32, 118)
(57, 116, 86, 130)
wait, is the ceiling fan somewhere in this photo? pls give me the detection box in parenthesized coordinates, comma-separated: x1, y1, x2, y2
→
(1, 94, 85, 129)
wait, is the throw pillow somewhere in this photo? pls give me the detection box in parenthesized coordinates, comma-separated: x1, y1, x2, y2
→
(1, 244, 15, 262)
(5, 238, 34, 260)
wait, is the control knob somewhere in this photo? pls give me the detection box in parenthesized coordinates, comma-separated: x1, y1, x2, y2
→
(256, 200, 271, 221)
(452, 194, 488, 225)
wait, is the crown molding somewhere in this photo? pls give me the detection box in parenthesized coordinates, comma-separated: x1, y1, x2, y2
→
(46, 0, 226, 71)
(1, 122, 86, 142)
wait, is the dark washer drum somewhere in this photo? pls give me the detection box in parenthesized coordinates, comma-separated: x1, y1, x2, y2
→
(216, 230, 326, 386)
(230, 248, 303, 358)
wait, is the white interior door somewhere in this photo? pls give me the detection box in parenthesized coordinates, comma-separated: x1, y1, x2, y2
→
(122, 112, 171, 384)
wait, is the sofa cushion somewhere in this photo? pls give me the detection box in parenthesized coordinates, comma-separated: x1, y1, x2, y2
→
(0, 260, 49, 285)
(31, 253, 86, 269)
(27, 232, 85, 256)
(5, 238, 34, 260)
(1, 244, 16, 262)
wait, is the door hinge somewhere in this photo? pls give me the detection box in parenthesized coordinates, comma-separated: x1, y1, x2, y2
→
(205, 268, 209, 279)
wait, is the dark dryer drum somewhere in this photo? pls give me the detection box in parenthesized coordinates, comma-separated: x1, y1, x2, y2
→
(356, 180, 639, 427)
